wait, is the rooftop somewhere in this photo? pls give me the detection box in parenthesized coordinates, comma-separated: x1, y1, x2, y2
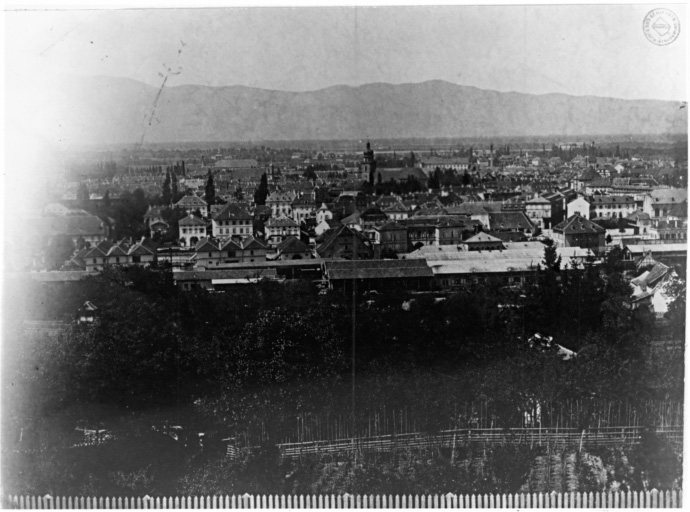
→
(323, 259, 434, 280)
(553, 214, 605, 234)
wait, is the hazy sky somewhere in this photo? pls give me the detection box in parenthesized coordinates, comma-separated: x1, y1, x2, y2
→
(5, 4, 688, 101)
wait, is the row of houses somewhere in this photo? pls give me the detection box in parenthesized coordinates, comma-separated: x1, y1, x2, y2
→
(78, 239, 157, 271)
(166, 238, 686, 296)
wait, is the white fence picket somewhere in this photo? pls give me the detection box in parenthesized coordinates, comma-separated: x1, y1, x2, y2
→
(2, 490, 684, 509)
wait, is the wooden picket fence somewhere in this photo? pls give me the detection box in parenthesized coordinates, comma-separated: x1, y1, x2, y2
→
(225, 425, 682, 459)
(241, 399, 683, 447)
(3, 489, 683, 508)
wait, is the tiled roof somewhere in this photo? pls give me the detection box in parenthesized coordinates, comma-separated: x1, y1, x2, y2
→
(107, 243, 129, 257)
(421, 157, 469, 166)
(650, 188, 688, 203)
(526, 196, 551, 205)
(464, 232, 504, 243)
(324, 259, 433, 280)
(588, 177, 612, 188)
(195, 237, 220, 252)
(445, 204, 489, 216)
(213, 203, 252, 221)
(173, 268, 277, 281)
(128, 241, 155, 256)
(488, 230, 529, 242)
(214, 159, 259, 168)
(382, 201, 409, 213)
(219, 238, 241, 251)
(668, 201, 688, 218)
(316, 225, 371, 256)
(276, 236, 310, 254)
(179, 214, 207, 226)
(632, 261, 669, 288)
(413, 207, 448, 217)
(266, 215, 299, 228)
(579, 168, 601, 181)
(84, 240, 113, 258)
(378, 167, 428, 182)
(626, 243, 687, 254)
(240, 236, 269, 250)
(626, 211, 651, 221)
(553, 214, 605, 234)
(361, 206, 388, 219)
(589, 196, 635, 205)
(267, 191, 297, 203)
(291, 196, 316, 207)
(434, 217, 475, 228)
(374, 221, 407, 232)
(488, 212, 535, 231)
(175, 195, 207, 207)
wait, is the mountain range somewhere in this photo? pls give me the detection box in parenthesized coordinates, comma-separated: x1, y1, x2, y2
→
(41, 76, 688, 145)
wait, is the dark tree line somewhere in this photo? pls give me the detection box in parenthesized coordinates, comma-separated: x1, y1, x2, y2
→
(2, 241, 684, 496)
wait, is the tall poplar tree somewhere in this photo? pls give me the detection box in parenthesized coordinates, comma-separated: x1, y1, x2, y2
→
(205, 171, 216, 205)
(162, 171, 172, 205)
(254, 173, 269, 206)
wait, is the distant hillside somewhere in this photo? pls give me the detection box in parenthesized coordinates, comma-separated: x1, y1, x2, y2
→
(46, 76, 688, 145)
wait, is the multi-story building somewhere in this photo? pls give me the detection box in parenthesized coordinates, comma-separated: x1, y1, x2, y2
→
(588, 195, 636, 219)
(542, 192, 565, 226)
(264, 215, 300, 247)
(643, 189, 688, 218)
(566, 196, 591, 219)
(212, 203, 253, 239)
(382, 200, 410, 221)
(291, 196, 316, 224)
(179, 214, 208, 246)
(372, 222, 408, 255)
(525, 196, 552, 229)
(648, 218, 687, 242)
(315, 203, 334, 224)
(552, 214, 606, 253)
(585, 177, 612, 195)
(316, 224, 374, 260)
(420, 157, 469, 172)
(266, 191, 297, 218)
(174, 195, 208, 217)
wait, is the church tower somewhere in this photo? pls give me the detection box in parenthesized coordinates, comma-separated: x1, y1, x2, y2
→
(362, 141, 377, 185)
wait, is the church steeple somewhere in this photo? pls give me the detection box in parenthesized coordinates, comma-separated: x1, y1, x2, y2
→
(362, 141, 377, 186)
